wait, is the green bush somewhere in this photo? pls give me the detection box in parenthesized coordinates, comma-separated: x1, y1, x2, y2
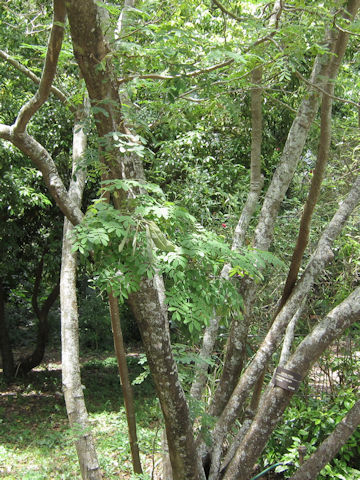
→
(262, 388, 360, 479)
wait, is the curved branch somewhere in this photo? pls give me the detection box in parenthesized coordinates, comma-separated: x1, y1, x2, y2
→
(118, 58, 235, 85)
(212, 0, 244, 22)
(209, 174, 360, 471)
(0, 124, 83, 225)
(13, 0, 67, 133)
(223, 286, 360, 480)
(0, 49, 72, 108)
(290, 398, 360, 480)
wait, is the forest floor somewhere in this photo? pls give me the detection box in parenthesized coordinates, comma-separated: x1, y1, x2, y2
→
(0, 349, 286, 480)
(0, 349, 162, 480)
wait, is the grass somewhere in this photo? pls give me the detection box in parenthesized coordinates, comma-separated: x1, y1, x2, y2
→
(0, 351, 162, 480)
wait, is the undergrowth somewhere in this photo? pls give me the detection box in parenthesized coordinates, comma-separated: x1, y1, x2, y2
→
(0, 353, 161, 480)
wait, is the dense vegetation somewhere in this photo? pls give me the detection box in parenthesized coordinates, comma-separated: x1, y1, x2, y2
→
(0, 1, 359, 479)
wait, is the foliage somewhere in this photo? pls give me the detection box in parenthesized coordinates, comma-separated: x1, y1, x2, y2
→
(72, 180, 283, 336)
(263, 388, 360, 479)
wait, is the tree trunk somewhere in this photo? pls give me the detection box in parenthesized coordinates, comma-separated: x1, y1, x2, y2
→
(61, 218, 102, 480)
(65, 3, 205, 477)
(222, 287, 360, 480)
(108, 291, 142, 475)
(17, 268, 60, 375)
(60, 98, 102, 480)
(0, 281, 15, 381)
(208, 174, 360, 477)
(290, 398, 360, 480)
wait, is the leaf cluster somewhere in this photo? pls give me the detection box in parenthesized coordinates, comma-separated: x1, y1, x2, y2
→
(72, 180, 282, 334)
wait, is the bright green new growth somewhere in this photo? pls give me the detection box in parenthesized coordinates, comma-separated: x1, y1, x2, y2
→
(72, 179, 283, 334)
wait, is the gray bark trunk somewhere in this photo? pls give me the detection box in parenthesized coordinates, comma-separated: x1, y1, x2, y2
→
(61, 102, 102, 480)
(209, 174, 360, 475)
(65, 2, 204, 477)
(61, 219, 102, 480)
(222, 287, 360, 480)
(290, 398, 360, 480)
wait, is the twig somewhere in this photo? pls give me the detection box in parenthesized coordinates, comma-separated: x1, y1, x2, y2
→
(295, 70, 360, 109)
(0, 49, 72, 109)
(118, 58, 235, 84)
(212, 0, 244, 22)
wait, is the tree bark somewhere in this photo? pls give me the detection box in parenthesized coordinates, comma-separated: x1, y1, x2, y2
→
(17, 282, 60, 375)
(208, 65, 264, 417)
(222, 286, 360, 480)
(13, 0, 66, 134)
(0, 281, 15, 381)
(108, 292, 142, 475)
(277, 0, 360, 311)
(61, 219, 102, 480)
(209, 174, 360, 475)
(61, 101, 102, 480)
(16, 255, 60, 375)
(290, 398, 360, 480)
(65, 2, 205, 477)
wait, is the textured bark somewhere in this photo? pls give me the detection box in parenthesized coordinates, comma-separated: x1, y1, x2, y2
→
(61, 103, 102, 480)
(278, 0, 359, 311)
(290, 398, 360, 480)
(223, 287, 360, 480)
(108, 292, 142, 475)
(232, 66, 264, 250)
(278, 301, 304, 366)
(190, 313, 220, 401)
(209, 315, 248, 418)
(61, 219, 102, 480)
(65, 2, 204, 477)
(253, 31, 336, 252)
(0, 281, 15, 381)
(0, 124, 83, 226)
(129, 277, 206, 480)
(208, 66, 264, 417)
(209, 175, 360, 473)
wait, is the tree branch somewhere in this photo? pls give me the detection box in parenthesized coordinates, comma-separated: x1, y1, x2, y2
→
(118, 58, 235, 85)
(13, 0, 66, 133)
(295, 70, 360, 109)
(0, 49, 72, 108)
(223, 286, 360, 480)
(290, 398, 360, 480)
(0, 123, 84, 225)
(211, 0, 244, 22)
(209, 174, 360, 472)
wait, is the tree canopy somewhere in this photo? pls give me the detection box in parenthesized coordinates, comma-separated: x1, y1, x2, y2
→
(0, 1, 360, 479)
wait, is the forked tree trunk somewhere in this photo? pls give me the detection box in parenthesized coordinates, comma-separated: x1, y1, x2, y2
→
(17, 260, 60, 375)
(223, 287, 360, 480)
(60, 100, 102, 480)
(65, 2, 205, 478)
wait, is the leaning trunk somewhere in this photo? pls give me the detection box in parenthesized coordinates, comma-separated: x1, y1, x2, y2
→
(61, 218, 102, 480)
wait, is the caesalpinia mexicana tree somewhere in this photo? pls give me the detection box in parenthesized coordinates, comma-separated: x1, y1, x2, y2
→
(1, 1, 360, 479)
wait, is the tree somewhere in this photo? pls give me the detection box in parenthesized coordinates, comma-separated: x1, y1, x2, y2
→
(1, 1, 360, 479)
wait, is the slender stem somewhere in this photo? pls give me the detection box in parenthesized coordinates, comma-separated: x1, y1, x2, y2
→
(108, 291, 143, 475)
